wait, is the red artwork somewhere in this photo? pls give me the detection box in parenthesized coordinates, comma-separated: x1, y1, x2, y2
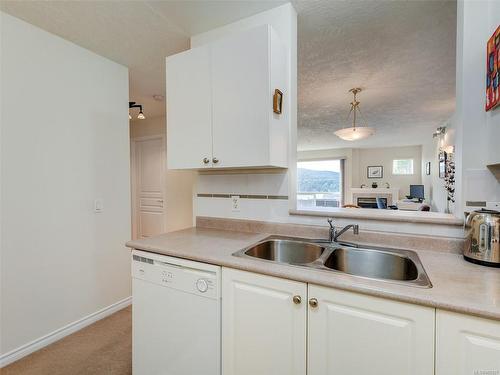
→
(486, 25, 500, 111)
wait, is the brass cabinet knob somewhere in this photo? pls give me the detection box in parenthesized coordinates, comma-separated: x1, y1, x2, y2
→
(212, 157, 219, 164)
(292, 295, 302, 305)
(203, 158, 210, 164)
(309, 298, 318, 308)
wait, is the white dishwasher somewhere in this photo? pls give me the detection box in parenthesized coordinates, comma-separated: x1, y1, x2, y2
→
(132, 249, 221, 375)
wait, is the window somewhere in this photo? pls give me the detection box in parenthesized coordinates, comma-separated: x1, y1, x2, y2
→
(297, 159, 344, 211)
(392, 159, 414, 175)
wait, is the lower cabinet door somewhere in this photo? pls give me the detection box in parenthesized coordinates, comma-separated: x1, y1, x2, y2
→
(436, 310, 500, 375)
(222, 268, 307, 375)
(308, 285, 435, 375)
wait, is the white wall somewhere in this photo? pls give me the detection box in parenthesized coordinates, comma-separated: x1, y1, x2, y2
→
(298, 145, 423, 202)
(130, 116, 195, 234)
(421, 115, 457, 213)
(421, 139, 445, 212)
(353, 146, 422, 199)
(455, 0, 500, 213)
(0, 12, 131, 358)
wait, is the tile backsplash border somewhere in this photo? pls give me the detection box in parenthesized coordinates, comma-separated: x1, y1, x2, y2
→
(195, 172, 465, 238)
(196, 216, 466, 254)
(197, 193, 288, 200)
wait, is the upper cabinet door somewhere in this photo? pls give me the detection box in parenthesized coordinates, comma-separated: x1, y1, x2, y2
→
(166, 25, 288, 170)
(436, 310, 500, 375)
(166, 46, 212, 169)
(308, 285, 435, 375)
(211, 25, 273, 168)
(222, 268, 306, 375)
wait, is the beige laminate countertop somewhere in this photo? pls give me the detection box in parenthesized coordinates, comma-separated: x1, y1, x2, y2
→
(126, 227, 500, 321)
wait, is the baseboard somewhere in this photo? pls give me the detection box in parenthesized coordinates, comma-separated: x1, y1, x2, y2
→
(0, 296, 132, 368)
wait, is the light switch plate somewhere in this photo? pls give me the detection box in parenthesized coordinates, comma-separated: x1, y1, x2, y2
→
(231, 195, 240, 212)
(94, 199, 104, 213)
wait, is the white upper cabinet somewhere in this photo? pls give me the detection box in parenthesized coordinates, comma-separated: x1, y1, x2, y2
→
(211, 25, 288, 168)
(166, 24, 288, 170)
(222, 268, 306, 375)
(166, 46, 212, 169)
(436, 310, 500, 375)
(308, 285, 435, 375)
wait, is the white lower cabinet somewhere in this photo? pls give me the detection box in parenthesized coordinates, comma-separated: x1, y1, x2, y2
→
(221, 268, 307, 375)
(222, 268, 500, 375)
(307, 285, 435, 375)
(221, 269, 436, 375)
(436, 310, 500, 375)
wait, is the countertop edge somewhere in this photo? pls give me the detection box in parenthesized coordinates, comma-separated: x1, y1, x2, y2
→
(125, 239, 500, 321)
(289, 209, 464, 226)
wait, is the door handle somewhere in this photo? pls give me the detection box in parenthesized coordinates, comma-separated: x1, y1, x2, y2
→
(203, 158, 210, 164)
(212, 157, 219, 164)
(309, 298, 318, 308)
(292, 295, 302, 305)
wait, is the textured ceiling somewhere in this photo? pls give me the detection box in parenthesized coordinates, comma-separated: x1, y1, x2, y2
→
(294, 0, 457, 150)
(0, 0, 285, 119)
(1, 1, 456, 151)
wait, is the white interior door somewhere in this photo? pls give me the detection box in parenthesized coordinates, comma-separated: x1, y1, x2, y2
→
(132, 136, 166, 239)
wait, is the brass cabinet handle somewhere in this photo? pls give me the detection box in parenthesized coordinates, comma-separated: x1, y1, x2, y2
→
(292, 295, 302, 305)
(309, 298, 318, 308)
(203, 158, 210, 164)
(212, 157, 219, 164)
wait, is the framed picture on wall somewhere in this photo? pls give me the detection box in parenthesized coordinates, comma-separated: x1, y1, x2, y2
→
(425, 161, 431, 175)
(486, 25, 500, 111)
(367, 165, 383, 179)
(439, 151, 447, 179)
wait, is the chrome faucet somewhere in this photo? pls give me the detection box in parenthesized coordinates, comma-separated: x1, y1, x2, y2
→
(327, 218, 359, 243)
(327, 218, 335, 242)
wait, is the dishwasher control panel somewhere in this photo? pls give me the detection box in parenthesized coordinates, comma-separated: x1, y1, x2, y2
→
(132, 251, 220, 299)
(196, 278, 209, 293)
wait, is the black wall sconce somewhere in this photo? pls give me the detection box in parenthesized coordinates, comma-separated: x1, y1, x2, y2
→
(129, 101, 145, 120)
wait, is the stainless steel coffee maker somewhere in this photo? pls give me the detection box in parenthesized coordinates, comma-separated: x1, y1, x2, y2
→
(464, 209, 500, 267)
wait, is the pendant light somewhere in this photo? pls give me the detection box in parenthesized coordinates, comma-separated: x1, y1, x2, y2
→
(334, 88, 375, 141)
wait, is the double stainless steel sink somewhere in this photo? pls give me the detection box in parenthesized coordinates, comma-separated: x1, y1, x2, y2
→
(233, 237, 432, 288)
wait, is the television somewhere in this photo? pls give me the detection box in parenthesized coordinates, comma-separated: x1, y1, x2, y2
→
(410, 185, 425, 201)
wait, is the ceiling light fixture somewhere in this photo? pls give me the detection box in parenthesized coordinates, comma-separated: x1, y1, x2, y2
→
(334, 88, 375, 141)
(432, 126, 446, 138)
(129, 101, 146, 120)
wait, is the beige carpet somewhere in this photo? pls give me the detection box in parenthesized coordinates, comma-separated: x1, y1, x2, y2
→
(2, 306, 132, 375)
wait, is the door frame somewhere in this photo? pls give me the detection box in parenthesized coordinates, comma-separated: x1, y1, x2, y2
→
(130, 134, 166, 240)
